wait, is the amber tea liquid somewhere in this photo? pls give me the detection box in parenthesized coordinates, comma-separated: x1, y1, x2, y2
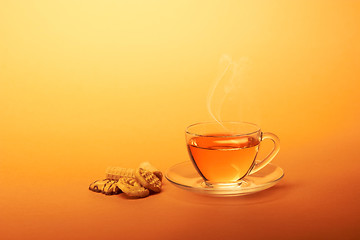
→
(187, 134, 260, 183)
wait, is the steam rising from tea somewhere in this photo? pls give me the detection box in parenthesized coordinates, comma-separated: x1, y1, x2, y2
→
(207, 55, 249, 127)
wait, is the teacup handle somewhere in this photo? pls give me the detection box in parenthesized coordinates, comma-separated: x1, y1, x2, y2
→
(250, 132, 280, 174)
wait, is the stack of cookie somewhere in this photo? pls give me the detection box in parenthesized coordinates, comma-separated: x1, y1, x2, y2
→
(89, 162, 163, 198)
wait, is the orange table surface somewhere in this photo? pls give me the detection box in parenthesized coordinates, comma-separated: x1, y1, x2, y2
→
(1, 133, 359, 240)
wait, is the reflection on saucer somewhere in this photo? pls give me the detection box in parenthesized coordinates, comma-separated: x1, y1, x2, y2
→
(165, 161, 284, 197)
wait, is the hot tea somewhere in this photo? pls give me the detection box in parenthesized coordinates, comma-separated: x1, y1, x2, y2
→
(187, 134, 260, 183)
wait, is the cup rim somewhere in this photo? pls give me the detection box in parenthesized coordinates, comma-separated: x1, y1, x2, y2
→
(185, 121, 261, 137)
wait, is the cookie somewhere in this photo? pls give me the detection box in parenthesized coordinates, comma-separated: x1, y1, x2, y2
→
(138, 162, 163, 181)
(103, 180, 121, 195)
(116, 177, 149, 198)
(89, 179, 121, 195)
(135, 168, 162, 193)
(89, 179, 111, 193)
(106, 167, 135, 180)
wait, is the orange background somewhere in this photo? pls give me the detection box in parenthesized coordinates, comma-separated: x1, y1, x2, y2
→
(0, 1, 359, 239)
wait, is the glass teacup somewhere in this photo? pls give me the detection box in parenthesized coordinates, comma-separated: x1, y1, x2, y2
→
(186, 121, 280, 188)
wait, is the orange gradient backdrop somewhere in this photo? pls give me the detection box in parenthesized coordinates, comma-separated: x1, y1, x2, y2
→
(1, 1, 359, 239)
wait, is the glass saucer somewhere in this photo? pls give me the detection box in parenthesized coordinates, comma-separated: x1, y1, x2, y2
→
(165, 161, 284, 197)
